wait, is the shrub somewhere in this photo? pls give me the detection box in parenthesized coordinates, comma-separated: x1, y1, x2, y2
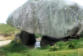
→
(1, 41, 28, 52)
(49, 38, 83, 51)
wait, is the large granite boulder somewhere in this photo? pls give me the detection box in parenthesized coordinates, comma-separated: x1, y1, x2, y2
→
(7, 0, 83, 39)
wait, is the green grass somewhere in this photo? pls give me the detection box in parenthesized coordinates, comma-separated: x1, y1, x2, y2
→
(49, 38, 83, 51)
(0, 24, 18, 34)
(0, 23, 83, 56)
(0, 41, 28, 56)
(0, 38, 83, 56)
(0, 46, 83, 56)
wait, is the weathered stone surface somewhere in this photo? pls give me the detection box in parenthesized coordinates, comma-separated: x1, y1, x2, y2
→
(7, 0, 83, 39)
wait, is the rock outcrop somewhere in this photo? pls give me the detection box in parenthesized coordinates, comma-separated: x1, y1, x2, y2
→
(7, 0, 83, 39)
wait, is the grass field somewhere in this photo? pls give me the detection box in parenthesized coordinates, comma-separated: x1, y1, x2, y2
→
(0, 24, 18, 34)
(0, 45, 83, 56)
(0, 24, 83, 56)
(0, 24, 19, 40)
(0, 38, 83, 56)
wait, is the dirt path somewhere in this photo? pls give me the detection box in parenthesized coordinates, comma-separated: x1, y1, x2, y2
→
(0, 40, 12, 47)
(0, 35, 41, 47)
(0, 35, 12, 47)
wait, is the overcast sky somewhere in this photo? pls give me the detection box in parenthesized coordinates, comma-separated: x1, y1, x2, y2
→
(0, 0, 27, 24)
(0, 0, 83, 24)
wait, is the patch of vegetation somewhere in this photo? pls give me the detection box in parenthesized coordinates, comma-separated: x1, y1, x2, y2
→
(0, 24, 18, 34)
(1, 41, 27, 52)
(49, 38, 83, 51)
(0, 38, 83, 56)
(0, 46, 82, 56)
(35, 33, 42, 38)
(0, 24, 83, 56)
(0, 41, 29, 56)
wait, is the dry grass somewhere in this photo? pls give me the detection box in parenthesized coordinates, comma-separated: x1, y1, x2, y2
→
(0, 35, 15, 41)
